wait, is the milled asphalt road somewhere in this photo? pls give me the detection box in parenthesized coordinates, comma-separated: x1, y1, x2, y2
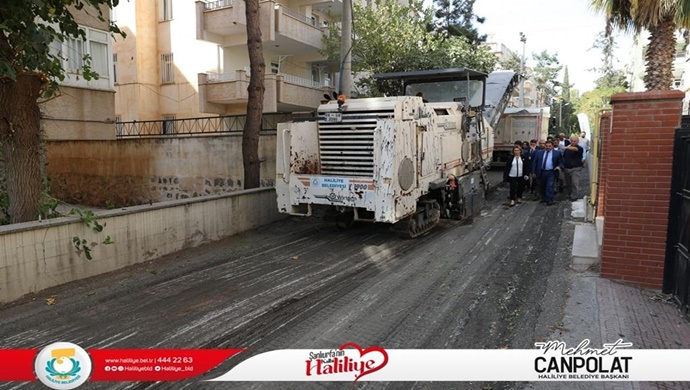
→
(0, 170, 578, 390)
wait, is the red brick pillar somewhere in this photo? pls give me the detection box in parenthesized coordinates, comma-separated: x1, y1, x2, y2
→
(600, 90, 683, 289)
(596, 112, 612, 217)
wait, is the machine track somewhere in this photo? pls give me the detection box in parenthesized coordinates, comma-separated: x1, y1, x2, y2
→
(392, 200, 441, 238)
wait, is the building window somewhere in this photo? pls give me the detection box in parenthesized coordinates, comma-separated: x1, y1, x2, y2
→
(65, 37, 84, 72)
(89, 30, 108, 75)
(674, 79, 682, 89)
(52, 26, 112, 89)
(65, 30, 108, 75)
(161, 0, 173, 21)
(162, 115, 176, 135)
(113, 53, 118, 84)
(161, 53, 174, 84)
(270, 61, 279, 74)
(311, 65, 321, 84)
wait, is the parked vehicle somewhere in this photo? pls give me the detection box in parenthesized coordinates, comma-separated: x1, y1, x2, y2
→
(276, 68, 517, 237)
(491, 107, 550, 165)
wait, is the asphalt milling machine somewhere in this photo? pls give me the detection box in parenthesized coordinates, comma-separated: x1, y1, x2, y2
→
(276, 68, 518, 238)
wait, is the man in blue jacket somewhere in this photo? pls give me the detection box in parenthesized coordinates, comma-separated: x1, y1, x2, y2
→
(531, 141, 564, 206)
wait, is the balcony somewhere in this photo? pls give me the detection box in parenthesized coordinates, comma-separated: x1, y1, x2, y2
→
(198, 70, 334, 113)
(291, 0, 343, 16)
(197, 0, 324, 52)
(273, 4, 325, 53)
(198, 0, 245, 37)
(277, 74, 333, 111)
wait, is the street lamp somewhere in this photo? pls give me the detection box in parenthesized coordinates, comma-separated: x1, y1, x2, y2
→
(519, 32, 526, 107)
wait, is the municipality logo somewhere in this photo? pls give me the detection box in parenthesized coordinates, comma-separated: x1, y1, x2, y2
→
(34, 342, 92, 389)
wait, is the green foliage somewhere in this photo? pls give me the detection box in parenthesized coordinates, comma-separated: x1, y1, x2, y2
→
(577, 86, 626, 133)
(498, 51, 522, 73)
(72, 236, 95, 260)
(433, 0, 487, 45)
(70, 208, 104, 232)
(591, 0, 690, 90)
(532, 50, 562, 106)
(0, 0, 125, 96)
(69, 208, 114, 260)
(0, 190, 8, 225)
(590, 27, 630, 91)
(571, 21, 629, 133)
(38, 196, 59, 220)
(322, 0, 496, 97)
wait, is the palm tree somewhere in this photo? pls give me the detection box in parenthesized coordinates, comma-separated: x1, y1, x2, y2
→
(591, 0, 690, 90)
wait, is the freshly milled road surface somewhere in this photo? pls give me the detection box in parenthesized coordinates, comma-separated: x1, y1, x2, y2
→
(0, 180, 576, 390)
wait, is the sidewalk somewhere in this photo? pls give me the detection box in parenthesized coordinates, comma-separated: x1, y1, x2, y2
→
(487, 167, 690, 387)
(562, 201, 690, 390)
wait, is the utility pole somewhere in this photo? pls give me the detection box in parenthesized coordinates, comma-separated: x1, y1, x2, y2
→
(340, 0, 353, 98)
(558, 100, 570, 130)
(519, 32, 526, 107)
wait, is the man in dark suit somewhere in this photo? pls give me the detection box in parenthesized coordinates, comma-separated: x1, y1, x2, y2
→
(531, 141, 564, 205)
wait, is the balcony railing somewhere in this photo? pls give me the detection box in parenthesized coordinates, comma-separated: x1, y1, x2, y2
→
(281, 6, 318, 27)
(115, 113, 301, 138)
(204, 0, 233, 10)
(282, 74, 323, 89)
(205, 71, 325, 89)
(207, 72, 242, 82)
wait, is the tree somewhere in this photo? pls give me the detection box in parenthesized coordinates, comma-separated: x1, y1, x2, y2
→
(574, 25, 628, 133)
(531, 50, 562, 106)
(559, 66, 577, 133)
(322, 0, 497, 96)
(590, 25, 630, 89)
(591, 0, 690, 90)
(0, 0, 122, 223)
(433, 0, 487, 45)
(498, 51, 522, 73)
(243, 0, 265, 189)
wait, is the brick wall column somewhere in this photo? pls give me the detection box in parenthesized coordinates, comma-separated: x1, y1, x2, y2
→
(596, 112, 612, 217)
(600, 90, 684, 289)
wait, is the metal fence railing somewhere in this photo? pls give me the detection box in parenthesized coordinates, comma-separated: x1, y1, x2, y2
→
(116, 113, 303, 138)
(204, 0, 233, 11)
(282, 74, 323, 89)
(206, 72, 241, 83)
(281, 6, 318, 27)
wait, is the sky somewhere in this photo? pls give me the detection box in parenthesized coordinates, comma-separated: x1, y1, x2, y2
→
(472, 0, 634, 92)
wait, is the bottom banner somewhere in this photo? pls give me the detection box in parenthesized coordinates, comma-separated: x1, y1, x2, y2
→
(209, 340, 690, 382)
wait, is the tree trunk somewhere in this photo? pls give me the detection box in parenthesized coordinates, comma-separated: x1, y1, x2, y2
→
(0, 73, 44, 223)
(243, 0, 265, 189)
(644, 15, 676, 90)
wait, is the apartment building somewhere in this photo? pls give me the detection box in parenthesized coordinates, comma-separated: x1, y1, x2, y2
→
(113, 0, 338, 123)
(42, 3, 117, 140)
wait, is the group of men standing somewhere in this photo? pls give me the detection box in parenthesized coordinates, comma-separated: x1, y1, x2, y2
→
(504, 132, 588, 206)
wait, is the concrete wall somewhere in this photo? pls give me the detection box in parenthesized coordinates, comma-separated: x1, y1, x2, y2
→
(42, 86, 116, 140)
(600, 90, 684, 289)
(0, 188, 284, 304)
(45, 133, 276, 206)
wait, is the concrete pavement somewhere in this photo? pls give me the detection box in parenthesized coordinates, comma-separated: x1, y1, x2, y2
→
(487, 166, 690, 389)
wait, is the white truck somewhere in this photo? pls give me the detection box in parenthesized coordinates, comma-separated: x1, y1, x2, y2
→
(276, 68, 518, 237)
(491, 107, 550, 165)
